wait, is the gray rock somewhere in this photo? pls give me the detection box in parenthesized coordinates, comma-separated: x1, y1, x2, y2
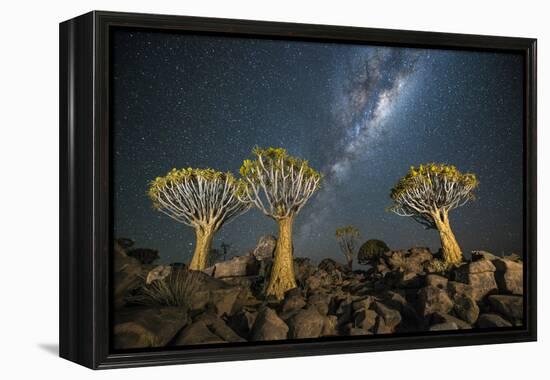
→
(253, 235, 277, 261)
(374, 302, 402, 331)
(453, 293, 480, 324)
(113, 307, 188, 349)
(288, 307, 325, 339)
(281, 292, 307, 316)
(447, 281, 475, 299)
(488, 295, 523, 323)
(251, 308, 288, 341)
(454, 262, 498, 301)
(477, 313, 513, 328)
(209, 287, 242, 317)
(212, 256, 260, 278)
(418, 286, 453, 316)
(146, 265, 172, 284)
(307, 292, 332, 315)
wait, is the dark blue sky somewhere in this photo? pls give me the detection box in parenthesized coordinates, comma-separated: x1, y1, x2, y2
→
(112, 29, 524, 265)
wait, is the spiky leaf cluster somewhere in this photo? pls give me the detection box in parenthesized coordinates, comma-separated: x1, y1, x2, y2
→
(148, 167, 249, 229)
(239, 147, 322, 219)
(389, 163, 478, 228)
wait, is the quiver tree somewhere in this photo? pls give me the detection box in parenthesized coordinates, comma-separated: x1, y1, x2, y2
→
(148, 168, 250, 271)
(239, 147, 322, 299)
(389, 163, 478, 267)
(335, 225, 359, 270)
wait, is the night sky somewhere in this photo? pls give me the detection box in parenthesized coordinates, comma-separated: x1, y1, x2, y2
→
(112, 29, 524, 265)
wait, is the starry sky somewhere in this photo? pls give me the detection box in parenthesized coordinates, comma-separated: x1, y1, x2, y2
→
(112, 29, 524, 265)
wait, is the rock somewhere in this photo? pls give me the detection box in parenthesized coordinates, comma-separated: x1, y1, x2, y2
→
(172, 321, 226, 345)
(294, 257, 316, 284)
(251, 308, 288, 341)
(417, 286, 453, 316)
(113, 242, 143, 309)
(305, 269, 332, 292)
(252, 235, 277, 260)
(209, 287, 242, 317)
(488, 295, 523, 323)
(492, 258, 523, 295)
(127, 248, 160, 265)
(193, 312, 246, 342)
(212, 256, 260, 278)
(447, 281, 475, 300)
(227, 309, 257, 338)
(146, 265, 172, 284)
(353, 308, 378, 331)
(288, 307, 326, 339)
(307, 292, 332, 315)
(477, 313, 513, 328)
(374, 302, 402, 331)
(113, 307, 188, 349)
(454, 260, 498, 301)
(351, 296, 374, 313)
(429, 322, 458, 331)
(321, 315, 339, 336)
(318, 258, 348, 274)
(453, 293, 480, 324)
(426, 274, 448, 289)
(281, 291, 306, 316)
(431, 312, 471, 329)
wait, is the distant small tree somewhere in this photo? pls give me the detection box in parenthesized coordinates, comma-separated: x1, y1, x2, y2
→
(239, 147, 322, 299)
(335, 225, 359, 270)
(389, 163, 478, 267)
(148, 168, 250, 271)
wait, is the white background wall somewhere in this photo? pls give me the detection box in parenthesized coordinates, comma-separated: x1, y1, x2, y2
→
(0, 0, 547, 378)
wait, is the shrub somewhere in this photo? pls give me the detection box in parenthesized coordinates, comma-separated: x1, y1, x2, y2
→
(129, 270, 203, 308)
(357, 239, 390, 265)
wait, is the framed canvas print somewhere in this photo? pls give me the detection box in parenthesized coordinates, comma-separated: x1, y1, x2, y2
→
(59, 11, 537, 369)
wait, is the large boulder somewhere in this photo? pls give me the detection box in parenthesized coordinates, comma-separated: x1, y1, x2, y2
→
(488, 295, 523, 324)
(288, 307, 325, 339)
(211, 255, 260, 278)
(492, 257, 523, 295)
(172, 320, 226, 345)
(417, 285, 453, 316)
(113, 307, 188, 349)
(252, 235, 277, 260)
(374, 302, 402, 332)
(192, 312, 246, 342)
(146, 265, 172, 284)
(454, 258, 498, 301)
(453, 293, 480, 324)
(227, 309, 258, 338)
(251, 308, 289, 341)
(353, 308, 378, 331)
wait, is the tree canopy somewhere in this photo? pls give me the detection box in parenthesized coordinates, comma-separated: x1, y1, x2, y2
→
(239, 147, 322, 220)
(389, 163, 478, 229)
(148, 167, 249, 230)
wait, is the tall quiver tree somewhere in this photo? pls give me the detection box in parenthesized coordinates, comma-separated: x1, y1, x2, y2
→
(148, 168, 250, 271)
(239, 147, 322, 299)
(389, 163, 478, 267)
(335, 225, 359, 271)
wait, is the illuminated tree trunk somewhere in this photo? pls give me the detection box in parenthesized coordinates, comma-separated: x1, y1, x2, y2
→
(433, 210, 462, 267)
(266, 217, 297, 300)
(189, 226, 214, 271)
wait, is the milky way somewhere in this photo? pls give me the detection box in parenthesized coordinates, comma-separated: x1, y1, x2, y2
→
(112, 29, 524, 265)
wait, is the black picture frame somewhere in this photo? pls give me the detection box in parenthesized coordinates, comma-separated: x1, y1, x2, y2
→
(59, 10, 537, 369)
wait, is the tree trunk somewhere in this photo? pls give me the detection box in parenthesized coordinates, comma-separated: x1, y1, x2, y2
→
(266, 217, 297, 300)
(433, 211, 463, 267)
(346, 256, 353, 272)
(189, 226, 214, 271)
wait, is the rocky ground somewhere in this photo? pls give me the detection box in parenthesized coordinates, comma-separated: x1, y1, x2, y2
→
(112, 236, 524, 350)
